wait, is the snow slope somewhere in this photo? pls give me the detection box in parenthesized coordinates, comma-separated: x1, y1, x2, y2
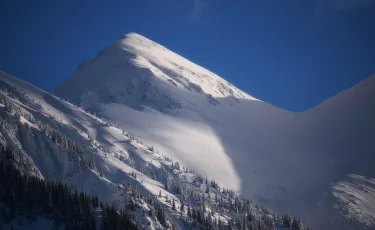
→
(0, 71, 170, 229)
(54, 32, 297, 197)
(53, 33, 375, 229)
(0, 70, 293, 230)
(333, 174, 375, 227)
(2, 32, 374, 229)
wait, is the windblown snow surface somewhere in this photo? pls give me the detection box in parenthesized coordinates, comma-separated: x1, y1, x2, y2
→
(1, 33, 374, 229)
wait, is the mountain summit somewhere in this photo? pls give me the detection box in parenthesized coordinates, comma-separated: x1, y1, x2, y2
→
(55, 32, 257, 114)
(53, 33, 375, 230)
(54, 32, 294, 200)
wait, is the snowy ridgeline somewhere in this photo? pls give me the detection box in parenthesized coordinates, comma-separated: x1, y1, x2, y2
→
(1, 33, 375, 230)
(0, 74, 308, 230)
(52, 32, 375, 230)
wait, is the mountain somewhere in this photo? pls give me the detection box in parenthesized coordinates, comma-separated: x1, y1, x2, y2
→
(54, 32, 297, 201)
(0, 70, 303, 229)
(0, 32, 374, 229)
(0, 70, 169, 229)
(54, 33, 375, 229)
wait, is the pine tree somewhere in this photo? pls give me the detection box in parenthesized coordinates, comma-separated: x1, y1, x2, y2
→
(187, 204, 192, 218)
(180, 199, 185, 213)
(172, 198, 176, 211)
(283, 214, 292, 228)
(291, 217, 302, 230)
(165, 180, 168, 190)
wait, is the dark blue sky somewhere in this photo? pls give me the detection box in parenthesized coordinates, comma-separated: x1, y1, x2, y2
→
(1, 0, 374, 111)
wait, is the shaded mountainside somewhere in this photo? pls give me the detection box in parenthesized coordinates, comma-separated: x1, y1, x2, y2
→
(0, 70, 307, 229)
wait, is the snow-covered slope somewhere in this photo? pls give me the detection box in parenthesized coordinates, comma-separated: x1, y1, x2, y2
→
(54, 32, 295, 196)
(1, 32, 373, 229)
(0, 70, 297, 230)
(0, 70, 169, 229)
(53, 33, 375, 229)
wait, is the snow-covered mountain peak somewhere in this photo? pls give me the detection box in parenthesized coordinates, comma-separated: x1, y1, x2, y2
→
(55, 32, 258, 114)
(120, 32, 162, 47)
(0, 28, 374, 228)
(120, 32, 150, 40)
(118, 33, 257, 100)
(53, 33, 375, 230)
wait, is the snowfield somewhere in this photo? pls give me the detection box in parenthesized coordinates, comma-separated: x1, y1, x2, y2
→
(0, 32, 374, 229)
(333, 174, 375, 227)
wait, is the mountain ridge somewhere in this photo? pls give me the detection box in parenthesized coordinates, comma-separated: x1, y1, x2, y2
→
(53, 33, 375, 229)
(2, 32, 374, 229)
(0, 69, 313, 230)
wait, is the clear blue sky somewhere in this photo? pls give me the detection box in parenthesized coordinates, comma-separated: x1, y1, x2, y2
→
(0, 0, 374, 111)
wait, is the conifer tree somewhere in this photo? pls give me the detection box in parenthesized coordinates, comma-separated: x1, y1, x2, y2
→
(187, 204, 192, 218)
(180, 199, 185, 213)
(165, 180, 168, 190)
(172, 198, 176, 211)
